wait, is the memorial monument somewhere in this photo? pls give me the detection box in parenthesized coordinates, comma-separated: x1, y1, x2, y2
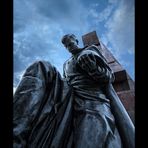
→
(13, 31, 135, 148)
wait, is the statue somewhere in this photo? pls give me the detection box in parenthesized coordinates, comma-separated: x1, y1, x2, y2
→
(13, 34, 135, 148)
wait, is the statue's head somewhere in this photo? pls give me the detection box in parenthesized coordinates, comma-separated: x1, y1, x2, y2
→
(61, 34, 79, 53)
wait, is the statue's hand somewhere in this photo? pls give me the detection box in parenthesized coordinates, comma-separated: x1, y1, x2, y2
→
(78, 53, 100, 72)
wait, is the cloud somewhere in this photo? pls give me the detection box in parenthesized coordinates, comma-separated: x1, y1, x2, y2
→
(103, 0, 135, 55)
(86, 0, 134, 56)
(89, 5, 114, 23)
(98, 0, 135, 79)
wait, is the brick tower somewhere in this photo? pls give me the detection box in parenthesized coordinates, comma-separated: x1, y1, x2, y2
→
(82, 31, 135, 123)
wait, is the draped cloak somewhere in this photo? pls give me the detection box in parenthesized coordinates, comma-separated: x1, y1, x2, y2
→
(13, 45, 134, 148)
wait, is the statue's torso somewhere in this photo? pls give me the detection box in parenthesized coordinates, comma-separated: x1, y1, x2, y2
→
(63, 46, 109, 102)
(64, 51, 98, 89)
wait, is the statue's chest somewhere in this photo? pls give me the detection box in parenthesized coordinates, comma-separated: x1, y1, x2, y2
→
(65, 57, 79, 75)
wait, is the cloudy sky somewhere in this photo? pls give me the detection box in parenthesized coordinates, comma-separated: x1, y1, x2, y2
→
(13, 0, 135, 92)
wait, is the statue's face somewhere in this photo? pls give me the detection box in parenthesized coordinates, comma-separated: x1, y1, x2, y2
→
(64, 37, 78, 53)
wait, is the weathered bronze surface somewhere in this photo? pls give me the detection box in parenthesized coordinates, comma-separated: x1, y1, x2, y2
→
(13, 33, 135, 148)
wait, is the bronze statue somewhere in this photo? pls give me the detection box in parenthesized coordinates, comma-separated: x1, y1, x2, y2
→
(13, 34, 134, 148)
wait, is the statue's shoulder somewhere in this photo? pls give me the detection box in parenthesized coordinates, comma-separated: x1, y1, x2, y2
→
(84, 44, 100, 50)
(84, 45, 102, 53)
(79, 45, 100, 58)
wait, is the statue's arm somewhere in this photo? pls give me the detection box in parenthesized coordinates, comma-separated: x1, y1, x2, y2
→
(77, 52, 114, 83)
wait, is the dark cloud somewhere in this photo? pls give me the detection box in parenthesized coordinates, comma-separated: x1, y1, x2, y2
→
(14, 0, 89, 33)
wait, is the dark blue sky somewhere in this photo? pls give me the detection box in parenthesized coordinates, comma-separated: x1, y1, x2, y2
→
(13, 0, 135, 92)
